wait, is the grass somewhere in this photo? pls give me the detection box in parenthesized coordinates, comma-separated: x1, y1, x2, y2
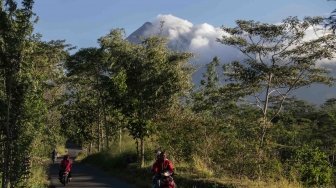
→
(80, 134, 233, 187)
(82, 151, 240, 188)
(82, 153, 304, 188)
(25, 157, 50, 188)
(74, 150, 88, 161)
(80, 134, 303, 188)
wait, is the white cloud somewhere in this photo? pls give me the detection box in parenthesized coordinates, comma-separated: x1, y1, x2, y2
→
(140, 14, 241, 65)
(149, 14, 193, 40)
(190, 36, 209, 49)
(194, 23, 217, 36)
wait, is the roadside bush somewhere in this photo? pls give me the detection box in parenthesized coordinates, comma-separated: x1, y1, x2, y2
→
(291, 146, 332, 186)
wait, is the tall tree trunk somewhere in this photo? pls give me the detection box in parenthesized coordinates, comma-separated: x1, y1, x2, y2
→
(89, 142, 92, 154)
(97, 95, 101, 152)
(0, 77, 4, 187)
(140, 137, 145, 167)
(258, 73, 272, 181)
(136, 139, 139, 161)
(0, 136, 3, 185)
(260, 73, 272, 147)
(100, 125, 104, 150)
(95, 66, 105, 151)
(2, 141, 9, 188)
(103, 106, 109, 149)
(2, 78, 11, 188)
(97, 122, 101, 152)
(119, 128, 122, 153)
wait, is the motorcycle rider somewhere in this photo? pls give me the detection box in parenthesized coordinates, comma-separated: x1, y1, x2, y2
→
(59, 154, 72, 181)
(51, 148, 57, 164)
(151, 151, 174, 188)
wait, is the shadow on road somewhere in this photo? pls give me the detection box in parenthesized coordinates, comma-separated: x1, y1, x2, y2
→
(48, 151, 135, 188)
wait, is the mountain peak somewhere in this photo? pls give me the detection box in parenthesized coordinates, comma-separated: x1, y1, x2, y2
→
(127, 22, 154, 43)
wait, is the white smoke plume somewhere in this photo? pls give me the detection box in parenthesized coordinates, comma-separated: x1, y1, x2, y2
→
(141, 14, 241, 65)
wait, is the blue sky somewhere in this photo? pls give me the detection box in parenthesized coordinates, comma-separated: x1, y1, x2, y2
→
(33, 0, 333, 50)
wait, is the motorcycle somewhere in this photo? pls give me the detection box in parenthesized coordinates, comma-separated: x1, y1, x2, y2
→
(60, 171, 69, 186)
(154, 170, 176, 188)
(51, 151, 57, 164)
(52, 154, 57, 164)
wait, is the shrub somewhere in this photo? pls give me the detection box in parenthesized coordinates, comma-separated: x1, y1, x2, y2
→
(292, 146, 332, 186)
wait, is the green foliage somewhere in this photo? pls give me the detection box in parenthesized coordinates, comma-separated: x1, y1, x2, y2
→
(99, 29, 193, 166)
(0, 1, 68, 186)
(292, 146, 332, 186)
(62, 47, 117, 153)
(101, 30, 193, 135)
(157, 107, 206, 161)
(25, 164, 48, 188)
(192, 57, 239, 117)
(60, 94, 97, 145)
(157, 104, 268, 178)
(217, 16, 336, 180)
(218, 17, 335, 117)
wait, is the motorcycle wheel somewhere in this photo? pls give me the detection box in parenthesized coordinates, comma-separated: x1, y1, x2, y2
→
(62, 175, 68, 186)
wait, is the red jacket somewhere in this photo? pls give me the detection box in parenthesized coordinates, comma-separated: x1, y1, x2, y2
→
(60, 159, 72, 172)
(151, 159, 174, 174)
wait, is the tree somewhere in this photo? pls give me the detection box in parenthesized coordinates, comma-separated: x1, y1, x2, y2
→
(64, 48, 110, 151)
(217, 16, 336, 178)
(293, 146, 332, 186)
(192, 57, 221, 114)
(310, 98, 336, 165)
(191, 56, 240, 118)
(100, 29, 193, 166)
(0, 1, 36, 186)
(0, 1, 68, 186)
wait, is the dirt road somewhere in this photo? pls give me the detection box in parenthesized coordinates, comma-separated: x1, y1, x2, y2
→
(49, 157, 136, 188)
